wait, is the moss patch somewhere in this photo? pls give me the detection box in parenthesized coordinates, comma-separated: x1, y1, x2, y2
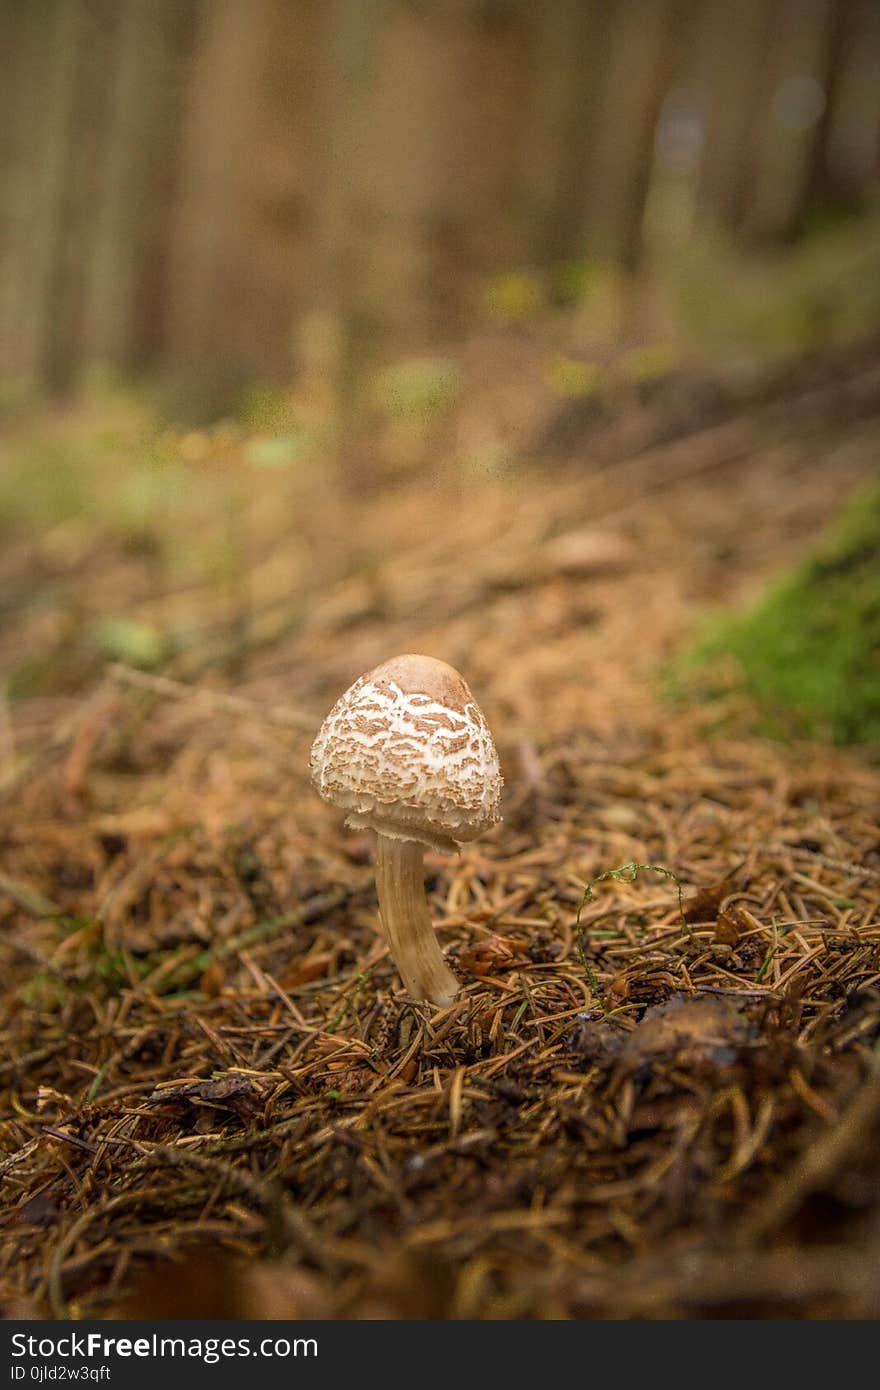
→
(667, 486, 880, 745)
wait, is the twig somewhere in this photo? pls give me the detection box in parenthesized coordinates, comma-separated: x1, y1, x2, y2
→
(106, 663, 317, 733)
(156, 884, 365, 993)
(764, 843, 880, 885)
(42, 1127, 97, 1155)
(0, 871, 63, 919)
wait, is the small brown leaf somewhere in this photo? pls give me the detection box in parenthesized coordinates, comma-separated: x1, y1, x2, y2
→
(569, 1019, 626, 1067)
(285, 950, 333, 986)
(199, 960, 226, 996)
(12, 1188, 60, 1227)
(715, 905, 749, 945)
(459, 936, 519, 977)
(618, 994, 754, 1077)
(539, 528, 634, 577)
(683, 877, 736, 923)
(146, 1074, 259, 1119)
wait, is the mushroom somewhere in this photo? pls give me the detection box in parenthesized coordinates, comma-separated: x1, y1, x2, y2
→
(310, 654, 502, 1006)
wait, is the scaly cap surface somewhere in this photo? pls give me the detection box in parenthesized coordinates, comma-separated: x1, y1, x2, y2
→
(310, 654, 502, 852)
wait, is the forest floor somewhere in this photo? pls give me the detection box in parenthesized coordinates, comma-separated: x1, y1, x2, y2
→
(1, 337, 879, 1319)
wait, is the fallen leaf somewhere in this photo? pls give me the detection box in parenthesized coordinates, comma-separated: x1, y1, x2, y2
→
(683, 877, 737, 923)
(539, 527, 634, 577)
(285, 950, 333, 986)
(716, 905, 750, 945)
(145, 1074, 260, 1119)
(12, 1188, 61, 1227)
(617, 994, 754, 1078)
(459, 936, 520, 977)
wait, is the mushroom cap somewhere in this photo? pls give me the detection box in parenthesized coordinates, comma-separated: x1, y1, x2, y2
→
(310, 654, 503, 853)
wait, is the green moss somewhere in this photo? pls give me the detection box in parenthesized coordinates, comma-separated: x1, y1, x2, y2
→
(667, 486, 880, 745)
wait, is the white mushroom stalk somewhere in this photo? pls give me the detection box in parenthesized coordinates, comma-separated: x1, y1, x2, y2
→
(310, 654, 502, 1006)
(374, 834, 458, 1007)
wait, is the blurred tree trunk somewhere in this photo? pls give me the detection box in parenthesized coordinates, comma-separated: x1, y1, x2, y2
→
(163, 0, 272, 409)
(453, 0, 538, 279)
(0, 0, 33, 386)
(514, 0, 611, 267)
(744, 0, 840, 243)
(316, 0, 551, 411)
(45, 1, 127, 389)
(241, 0, 322, 385)
(800, 0, 856, 220)
(81, 0, 197, 374)
(821, 0, 880, 213)
(695, 0, 781, 231)
(336, 0, 540, 343)
(1, 0, 878, 404)
(314, 0, 385, 479)
(584, 0, 692, 270)
(1, 0, 84, 389)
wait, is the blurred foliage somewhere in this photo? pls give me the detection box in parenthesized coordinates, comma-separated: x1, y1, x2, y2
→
(0, 415, 177, 543)
(4, 206, 880, 716)
(236, 383, 299, 434)
(370, 357, 462, 424)
(486, 271, 545, 322)
(547, 259, 601, 308)
(91, 618, 167, 668)
(619, 342, 678, 385)
(544, 356, 604, 398)
(674, 214, 880, 361)
(1, 386, 280, 697)
(667, 486, 880, 745)
(244, 431, 321, 470)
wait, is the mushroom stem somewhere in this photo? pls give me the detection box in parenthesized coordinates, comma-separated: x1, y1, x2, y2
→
(374, 833, 459, 1006)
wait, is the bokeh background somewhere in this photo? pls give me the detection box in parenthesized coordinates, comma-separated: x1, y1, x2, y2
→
(3, 0, 880, 404)
(3, 0, 880, 1322)
(2, 0, 879, 720)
